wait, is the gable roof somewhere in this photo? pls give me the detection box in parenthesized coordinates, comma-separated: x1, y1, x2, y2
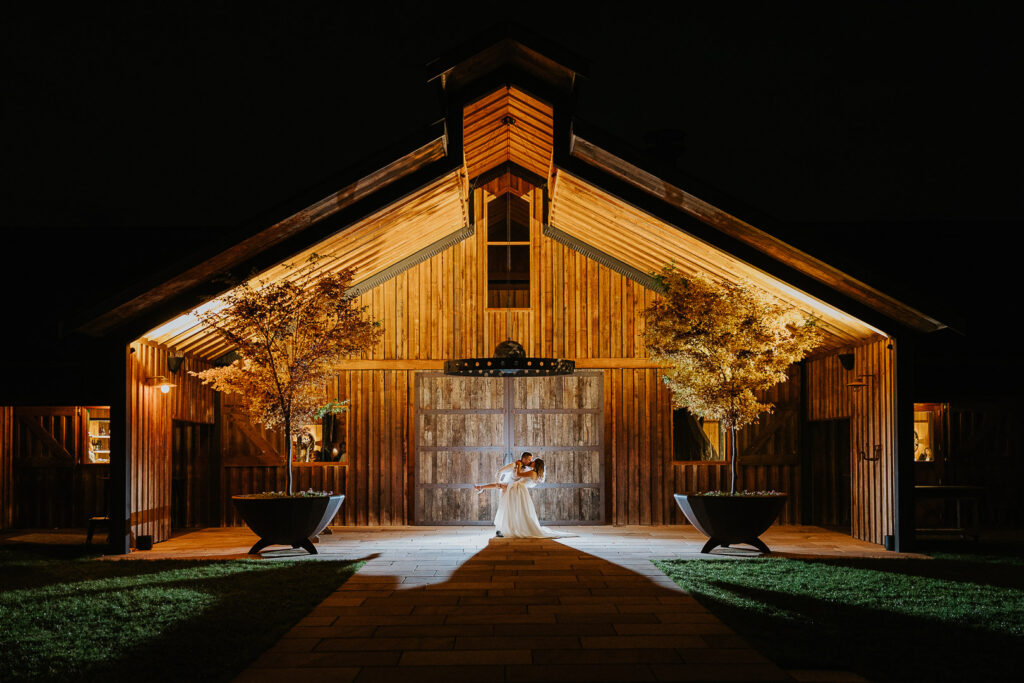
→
(74, 34, 945, 359)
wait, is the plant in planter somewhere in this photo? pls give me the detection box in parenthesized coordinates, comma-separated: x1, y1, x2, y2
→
(192, 257, 381, 554)
(643, 268, 821, 553)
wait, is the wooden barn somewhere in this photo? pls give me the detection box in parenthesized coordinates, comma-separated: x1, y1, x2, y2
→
(0, 33, 953, 554)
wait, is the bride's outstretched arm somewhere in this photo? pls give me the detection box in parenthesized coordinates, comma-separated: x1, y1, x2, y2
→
(474, 481, 509, 492)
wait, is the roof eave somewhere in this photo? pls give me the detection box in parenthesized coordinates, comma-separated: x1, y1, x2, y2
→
(72, 121, 454, 340)
(564, 123, 947, 335)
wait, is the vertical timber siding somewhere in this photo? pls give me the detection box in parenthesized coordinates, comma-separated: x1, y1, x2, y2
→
(185, 184, 860, 530)
(805, 339, 896, 545)
(128, 342, 172, 543)
(330, 370, 408, 527)
(171, 354, 216, 424)
(352, 186, 661, 363)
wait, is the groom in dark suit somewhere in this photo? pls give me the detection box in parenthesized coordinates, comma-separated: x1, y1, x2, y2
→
(488, 451, 533, 537)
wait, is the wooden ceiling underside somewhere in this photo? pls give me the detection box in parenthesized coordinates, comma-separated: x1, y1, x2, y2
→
(141, 171, 468, 359)
(549, 171, 886, 352)
(463, 86, 554, 182)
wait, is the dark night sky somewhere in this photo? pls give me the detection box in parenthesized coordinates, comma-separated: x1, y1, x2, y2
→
(2, 3, 1022, 395)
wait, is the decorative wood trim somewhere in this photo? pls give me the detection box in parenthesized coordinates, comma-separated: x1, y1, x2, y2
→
(223, 463, 347, 468)
(543, 223, 664, 292)
(14, 406, 76, 417)
(231, 419, 280, 460)
(335, 358, 664, 370)
(16, 415, 75, 461)
(418, 408, 505, 415)
(416, 445, 599, 452)
(417, 482, 598, 489)
(470, 160, 548, 190)
(346, 225, 475, 298)
(76, 131, 450, 337)
(513, 408, 601, 415)
(739, 405, 799, 459)
(569, 134, 944, 334)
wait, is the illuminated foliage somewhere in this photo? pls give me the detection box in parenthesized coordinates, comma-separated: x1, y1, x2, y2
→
(192, 257, 381, 493)
(643, 268, 821, 492)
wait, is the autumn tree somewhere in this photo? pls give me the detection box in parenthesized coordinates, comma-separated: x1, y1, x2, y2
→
(643, 268, 821, 494)
(192, 259, 381, 494)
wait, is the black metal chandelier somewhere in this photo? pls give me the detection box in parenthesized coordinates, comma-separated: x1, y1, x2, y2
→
(444, 339, 574, 377)
(445, 159, 574, 378)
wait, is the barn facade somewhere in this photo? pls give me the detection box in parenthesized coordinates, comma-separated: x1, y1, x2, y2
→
(0, 34, 947, 553)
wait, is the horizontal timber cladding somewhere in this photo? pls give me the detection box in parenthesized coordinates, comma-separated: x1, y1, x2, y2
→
(128, 341, 173, 543)
(414, 372, 604, 525)
(805, 339, 896, 545)
(0, 406, 11, 528)
(463, 86, 555, 182)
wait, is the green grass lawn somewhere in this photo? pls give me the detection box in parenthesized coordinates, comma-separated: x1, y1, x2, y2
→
(655, 540, 1024, 682)
(0, 545, 362, 681)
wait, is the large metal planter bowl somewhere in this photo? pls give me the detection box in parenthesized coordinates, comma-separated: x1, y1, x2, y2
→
(232, 494, 344, 555)
(674, 493, 787, 554)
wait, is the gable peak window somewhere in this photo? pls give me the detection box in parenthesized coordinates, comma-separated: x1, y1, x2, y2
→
(487, 193, 530, 308)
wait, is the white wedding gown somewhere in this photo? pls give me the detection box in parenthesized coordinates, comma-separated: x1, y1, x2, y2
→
(493, 477, 575, 538)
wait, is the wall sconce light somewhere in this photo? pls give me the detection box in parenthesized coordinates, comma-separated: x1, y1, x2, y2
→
(144, 376, 177, 394)
(167, 355, 185, 374)
(838, 353, 855, 372)
(846, 374, 873, 391)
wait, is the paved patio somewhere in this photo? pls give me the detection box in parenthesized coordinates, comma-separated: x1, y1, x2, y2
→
(2, 526, 910, 681)
(92, 524, 910, 563)
(95, 525, 904, 682)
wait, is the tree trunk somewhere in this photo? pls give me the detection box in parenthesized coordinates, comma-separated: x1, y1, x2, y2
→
(730, 428, 738, 494)
(285, 421, 293, 495)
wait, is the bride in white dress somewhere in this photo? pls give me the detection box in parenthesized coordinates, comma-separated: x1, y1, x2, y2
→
(476, 459, 574, 539)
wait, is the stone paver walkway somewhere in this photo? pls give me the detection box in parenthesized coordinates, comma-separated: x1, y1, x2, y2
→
(239, 535, 790, 682)
(4, 525, 888, 681)
(142, 525, 886, 683)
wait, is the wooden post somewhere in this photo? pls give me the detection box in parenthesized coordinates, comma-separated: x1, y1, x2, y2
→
(108, 341, 131, 554)
(213, 392, 224, 526)
(799, 359, 812, 525)
(893, 335, 916, 552)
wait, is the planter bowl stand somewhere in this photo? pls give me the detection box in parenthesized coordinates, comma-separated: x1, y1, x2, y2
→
(674, 493, 787, 554)
(232, 494, 345, 555)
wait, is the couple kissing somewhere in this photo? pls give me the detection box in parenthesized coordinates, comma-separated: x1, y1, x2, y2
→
(474, 452, 573, 539)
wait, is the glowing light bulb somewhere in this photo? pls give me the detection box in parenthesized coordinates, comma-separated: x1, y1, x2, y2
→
(160, 384, 171, 394)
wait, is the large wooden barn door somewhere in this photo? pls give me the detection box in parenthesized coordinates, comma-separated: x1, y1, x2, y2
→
(414, 371, 604, 525)
(415, 374, 507, 524)
(512, 372, 604, 524)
